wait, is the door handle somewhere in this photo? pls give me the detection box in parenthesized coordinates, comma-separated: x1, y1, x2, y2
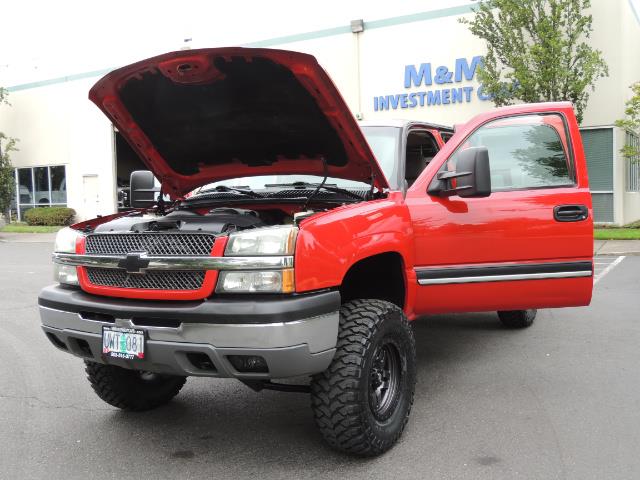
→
(554, 204, 588, 222)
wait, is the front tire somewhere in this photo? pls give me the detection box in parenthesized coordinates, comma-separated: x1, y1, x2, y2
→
(497, 309, 537, 329)
(85, 361, 186, 411)
(310, 299, 416, 456)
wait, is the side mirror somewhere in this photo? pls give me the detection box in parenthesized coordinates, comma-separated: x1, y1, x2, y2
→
(427, 147, 491, 198)
(129, 170, 158, 208)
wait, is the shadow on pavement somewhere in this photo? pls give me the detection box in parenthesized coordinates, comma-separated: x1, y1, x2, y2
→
(83, 312, 514, 475)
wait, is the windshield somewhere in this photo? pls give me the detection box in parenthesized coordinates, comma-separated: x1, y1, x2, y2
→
(194, 126, 401, 193)
(360, 126, 400, 186)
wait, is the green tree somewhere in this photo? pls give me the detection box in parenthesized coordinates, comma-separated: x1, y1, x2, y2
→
(461, 0, 608, 123)
(0, 87, 18, 220)
(616, 82, 640, 161)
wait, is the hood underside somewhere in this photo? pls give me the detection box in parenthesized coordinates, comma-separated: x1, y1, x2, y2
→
(89, 48, 388, 197)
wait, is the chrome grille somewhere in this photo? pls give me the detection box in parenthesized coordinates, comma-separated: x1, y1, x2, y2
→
(85, 233, 216, 256)
(86, 268, 206, 290)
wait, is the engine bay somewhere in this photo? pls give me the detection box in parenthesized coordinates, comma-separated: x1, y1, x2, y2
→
(89, 181, 379, 235)
(92, 207, 299, 234)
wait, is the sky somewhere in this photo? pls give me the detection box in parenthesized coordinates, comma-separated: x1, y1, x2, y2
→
(0, 0, 474, 86)
(1, 0, 639, 87)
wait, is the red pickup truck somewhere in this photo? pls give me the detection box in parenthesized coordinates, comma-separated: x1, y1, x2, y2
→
(39, 48, 593, 456)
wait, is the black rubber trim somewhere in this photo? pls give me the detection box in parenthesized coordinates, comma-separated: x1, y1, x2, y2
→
(415, 261, 593, 280)
(38, 284, 340, 325)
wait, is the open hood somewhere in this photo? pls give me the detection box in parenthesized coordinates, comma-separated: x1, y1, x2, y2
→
(89, 48, 389, 197)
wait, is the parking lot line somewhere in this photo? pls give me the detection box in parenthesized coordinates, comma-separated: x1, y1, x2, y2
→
(594, 256, 625, 285)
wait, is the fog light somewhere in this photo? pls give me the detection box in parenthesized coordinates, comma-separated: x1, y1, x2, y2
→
(186, 352, 216, 371)
(227, 355, 269, 373)
(54, 263, 79, 286)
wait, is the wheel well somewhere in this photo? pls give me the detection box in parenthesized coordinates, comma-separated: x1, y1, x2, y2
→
(339, 252, 406, 309)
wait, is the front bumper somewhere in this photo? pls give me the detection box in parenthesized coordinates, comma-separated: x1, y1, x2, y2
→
(38, 285, 340, 379)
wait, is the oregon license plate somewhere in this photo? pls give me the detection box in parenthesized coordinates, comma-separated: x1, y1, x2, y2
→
(102, 326, 145, 360)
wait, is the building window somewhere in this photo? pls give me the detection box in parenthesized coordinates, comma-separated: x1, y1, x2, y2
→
(626, 131, 640, 192)
(14, 165, 67, 221)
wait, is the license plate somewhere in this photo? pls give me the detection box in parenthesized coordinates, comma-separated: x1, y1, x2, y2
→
(102, 326, 145, 360)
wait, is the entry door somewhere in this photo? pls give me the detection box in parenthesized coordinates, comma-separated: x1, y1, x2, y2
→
(82, 174, 100, 219)
(406, 103, 593, 315)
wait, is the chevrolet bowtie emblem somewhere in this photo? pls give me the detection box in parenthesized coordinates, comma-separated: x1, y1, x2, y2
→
(117, 253, 150, 274)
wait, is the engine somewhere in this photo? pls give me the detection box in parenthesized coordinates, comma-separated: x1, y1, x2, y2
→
(93, 208, 267, 234)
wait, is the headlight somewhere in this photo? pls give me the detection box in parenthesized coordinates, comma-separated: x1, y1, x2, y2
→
(54, 227, 82, 253)
(53, 227, 82, 285)
(225, 226, 297, 256)
(216, 269, 295, 293)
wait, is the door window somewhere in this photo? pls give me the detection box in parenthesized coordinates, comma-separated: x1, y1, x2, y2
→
(443, 114, 574, 191)
(405, 130, 439, 187)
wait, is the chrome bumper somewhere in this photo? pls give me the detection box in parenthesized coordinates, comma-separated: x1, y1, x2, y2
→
(40, 305, 338, 379)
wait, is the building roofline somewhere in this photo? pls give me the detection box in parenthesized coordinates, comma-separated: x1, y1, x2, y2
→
(6, 4, 475, 93)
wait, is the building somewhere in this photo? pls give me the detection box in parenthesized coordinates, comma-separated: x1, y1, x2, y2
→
(2, 1, 640, 223)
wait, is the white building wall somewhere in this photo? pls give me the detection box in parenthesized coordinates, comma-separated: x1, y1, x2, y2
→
(1, 0, 640, 222)
(2, 79, 116, 220)
(270, 11, 491, 126)
(358, 14, 488, 125)
(619, 0, 640, 224)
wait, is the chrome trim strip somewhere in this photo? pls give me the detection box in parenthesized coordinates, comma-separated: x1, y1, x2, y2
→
(52, 253, 294, 271)
(417, 270, 593, 285)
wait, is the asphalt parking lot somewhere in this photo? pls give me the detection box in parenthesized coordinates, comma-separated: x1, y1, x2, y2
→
(1, 239, 638, 480)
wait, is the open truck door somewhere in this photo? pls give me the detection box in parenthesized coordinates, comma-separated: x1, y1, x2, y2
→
(406, 102, 593, 314)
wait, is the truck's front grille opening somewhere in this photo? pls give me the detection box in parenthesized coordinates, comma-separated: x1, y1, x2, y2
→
(85, 233, 216, 256)
(227, 355, 269, 373)
(186, 353, 216, 371)
(86, 268, 205, 290)
(132, 317, 182, 328)
(80, 311, 115, 323)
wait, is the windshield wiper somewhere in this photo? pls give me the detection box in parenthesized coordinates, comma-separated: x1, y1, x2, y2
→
(196, 185, 262, 198)
(265, 182, 365, 201)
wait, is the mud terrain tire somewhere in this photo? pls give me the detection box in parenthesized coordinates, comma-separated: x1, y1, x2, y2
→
(85, 361, 186, 411)
(310, 299, 416, 456)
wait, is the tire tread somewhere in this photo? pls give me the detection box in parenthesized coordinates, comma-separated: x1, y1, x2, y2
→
(85, 361, 186, 411)
(311, 299, 416, 456)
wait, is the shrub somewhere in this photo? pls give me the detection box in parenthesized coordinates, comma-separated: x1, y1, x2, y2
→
(24, 207, 76, 226)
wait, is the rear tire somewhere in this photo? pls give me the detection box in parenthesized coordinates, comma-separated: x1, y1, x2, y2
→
(310, 299, 416, 456)
(497, 309, 537, 329)
(85, 361, 186, 411)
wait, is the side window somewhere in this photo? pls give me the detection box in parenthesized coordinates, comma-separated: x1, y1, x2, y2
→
(444, 114, 574, 191)
(405, 130, 439, 187)
(440, 132, 453, 143)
